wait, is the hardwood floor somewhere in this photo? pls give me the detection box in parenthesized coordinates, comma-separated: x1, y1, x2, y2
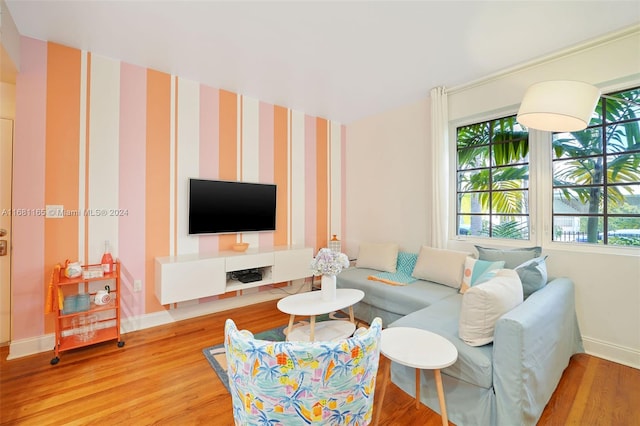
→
(1, 298, 639, 425)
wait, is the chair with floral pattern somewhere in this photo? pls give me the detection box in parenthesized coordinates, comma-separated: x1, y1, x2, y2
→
(224, 317, 383, 425)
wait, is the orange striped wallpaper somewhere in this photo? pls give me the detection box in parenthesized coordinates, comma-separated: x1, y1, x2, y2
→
(218, 90, 238, 251)
(82, 52, 92, 262)
(44, 43, 81, 331)
(13, 38, 346, 340)
(316, 118, 328, 249)
(274, 105, 289, 246)
(145, 69, 172, 313)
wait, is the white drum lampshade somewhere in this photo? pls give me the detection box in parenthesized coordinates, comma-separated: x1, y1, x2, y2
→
(517, 81, 601, 132)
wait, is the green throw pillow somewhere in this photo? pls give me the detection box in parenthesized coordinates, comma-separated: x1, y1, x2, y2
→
(515, 255, 548, 299)
(475, 245, 541, 269)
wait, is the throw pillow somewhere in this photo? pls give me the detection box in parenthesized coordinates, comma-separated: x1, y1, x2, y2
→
(475, 245, 542, 269)
(356, 242, 399, 273)
(366, 252, 419, 286)
(515, 255, 548, 299)
(412, 246, 469, 289)
(458, 269, 524, 346)
(459, 257, 505, 294)
(397, 251, 418, 275)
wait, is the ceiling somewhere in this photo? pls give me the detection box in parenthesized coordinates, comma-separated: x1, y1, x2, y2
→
(5, 1, 640, 124)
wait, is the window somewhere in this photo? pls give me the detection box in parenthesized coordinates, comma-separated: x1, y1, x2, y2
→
(456, 115, 530, 239)
(552, 86, 640, 247)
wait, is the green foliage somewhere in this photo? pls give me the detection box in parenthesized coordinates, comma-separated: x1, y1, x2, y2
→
(553, 87, 640, 246)
(457, 88, 640, 247)
(491, 220, 529, 239)
(456, 115, 530, 240)
(609, 236, 640, 247)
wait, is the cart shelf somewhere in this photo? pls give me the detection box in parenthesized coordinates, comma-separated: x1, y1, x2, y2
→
(50, 261, 124, 365)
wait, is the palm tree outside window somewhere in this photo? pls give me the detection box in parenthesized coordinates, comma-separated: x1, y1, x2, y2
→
(456, 116, 530, 240)
(552, 86, 640, 247)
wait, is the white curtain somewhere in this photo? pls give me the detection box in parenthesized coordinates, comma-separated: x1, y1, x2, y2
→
(430, 86, 449, 249)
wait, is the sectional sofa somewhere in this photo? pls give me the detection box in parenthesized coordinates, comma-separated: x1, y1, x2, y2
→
(336, 243, 583, 426)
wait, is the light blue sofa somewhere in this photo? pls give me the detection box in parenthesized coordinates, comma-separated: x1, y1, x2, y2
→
(336, 266, 583, 426)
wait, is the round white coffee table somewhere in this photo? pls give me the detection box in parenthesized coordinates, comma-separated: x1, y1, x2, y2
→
(375, 327, 458, 426)
(277, 288, 364, 342)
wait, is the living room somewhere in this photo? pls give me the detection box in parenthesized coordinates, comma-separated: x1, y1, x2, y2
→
(1, 1, 639, 424)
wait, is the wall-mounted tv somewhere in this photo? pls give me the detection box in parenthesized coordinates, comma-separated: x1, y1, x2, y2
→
(189, 179, 277, 235)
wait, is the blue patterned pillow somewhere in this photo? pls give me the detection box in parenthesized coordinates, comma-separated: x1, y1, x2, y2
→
(367, 252, 418, 286)
(397, 252, 418, 275)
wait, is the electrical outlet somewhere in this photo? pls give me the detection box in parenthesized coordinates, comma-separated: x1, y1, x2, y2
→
(133, 279, 142, 292)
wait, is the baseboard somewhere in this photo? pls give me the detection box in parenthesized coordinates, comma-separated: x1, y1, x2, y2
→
(583, 336, 640, 369)
(7, 280, 310, 360)
(7, 333, 55, 360)
(122, 280, 309, 333)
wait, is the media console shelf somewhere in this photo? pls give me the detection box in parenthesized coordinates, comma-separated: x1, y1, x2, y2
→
(155, 246, 313, 305)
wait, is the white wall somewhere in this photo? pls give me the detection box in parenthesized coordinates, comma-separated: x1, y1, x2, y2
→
(346, 27, 640, 368)
(545, 248, 640, 367)
(346, 98, 430, 257)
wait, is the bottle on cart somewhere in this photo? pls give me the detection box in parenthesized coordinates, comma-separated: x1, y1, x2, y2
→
(101, 240, 114, 274)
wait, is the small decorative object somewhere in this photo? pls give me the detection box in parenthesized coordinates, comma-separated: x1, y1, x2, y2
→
(63, 295, 78, 314)
(232, 242, 249, 252)
(329, 234, 341, 253)
(101, 240, 114, 273)
(72, 314, 97, 342)
(94, 285, 111, 305)
(82, 266, 104, 279)
(76, 293, 90, 311)
(310, 248, 349, 301)
(320, 275, 337, 301)
(64, 261, 82, 279)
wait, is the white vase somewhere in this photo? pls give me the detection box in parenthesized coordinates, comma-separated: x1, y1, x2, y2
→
(321, 275, 337, 301)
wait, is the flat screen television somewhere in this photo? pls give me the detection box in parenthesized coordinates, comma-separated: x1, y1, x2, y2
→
(188, 178, 277, 235)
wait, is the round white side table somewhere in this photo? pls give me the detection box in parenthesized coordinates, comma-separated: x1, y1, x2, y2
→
(375, 327, 458, 426)
(276, 288, 364, 342)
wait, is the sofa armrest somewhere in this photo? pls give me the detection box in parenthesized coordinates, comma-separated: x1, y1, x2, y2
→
(492, 277, 583, 426)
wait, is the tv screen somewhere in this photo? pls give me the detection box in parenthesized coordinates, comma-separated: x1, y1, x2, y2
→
(189, 179, 277, 235)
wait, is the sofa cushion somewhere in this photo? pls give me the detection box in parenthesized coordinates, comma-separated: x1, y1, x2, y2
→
(515, 255, 548, 299)
(367, 252, 419, 286)
(459, 269, 523, 346)
(337, 267, 457, 317)
(460, 257, 505, 293)
(388, 294, 494, 389)
(475, 245, 541, 269)
(356, 242, 399, 272)
(412, 246, 469, 289)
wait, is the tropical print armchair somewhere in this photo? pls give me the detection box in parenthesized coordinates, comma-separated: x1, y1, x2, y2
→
(224, 317, 382, 425)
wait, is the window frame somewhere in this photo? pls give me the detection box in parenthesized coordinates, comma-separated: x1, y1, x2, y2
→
(550, 85, 640, 248)
(449, 80, 640, 255)
(453, 113, 533, 242)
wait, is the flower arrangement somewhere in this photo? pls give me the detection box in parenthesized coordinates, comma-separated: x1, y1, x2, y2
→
(310, 248, 350, 276)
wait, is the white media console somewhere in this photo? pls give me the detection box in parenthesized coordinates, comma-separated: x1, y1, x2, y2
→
(154, 245, 314, 305)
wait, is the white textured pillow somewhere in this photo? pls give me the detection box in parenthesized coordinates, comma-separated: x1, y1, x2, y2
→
(459, 269, 523, 346)
(411, 246, 469, 288)
(356, 242, 399, 273)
